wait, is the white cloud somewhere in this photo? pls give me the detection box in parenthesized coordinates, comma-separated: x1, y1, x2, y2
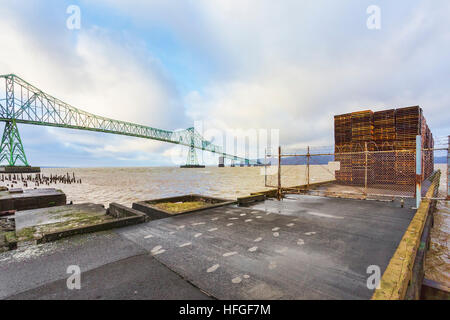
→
(92, 0, 450, 146)
(45, 127, 165, 153)
(2, 0, 449, 167)
(186, 1, 450, 146)
(0, 2, 187, 163)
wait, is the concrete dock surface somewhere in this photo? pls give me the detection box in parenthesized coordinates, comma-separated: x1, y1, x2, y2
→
(0, 195, 416, 300)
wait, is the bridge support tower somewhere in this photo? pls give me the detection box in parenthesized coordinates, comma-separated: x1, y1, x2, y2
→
(0, 121, 40, 173)
(180, 128, 205, 168)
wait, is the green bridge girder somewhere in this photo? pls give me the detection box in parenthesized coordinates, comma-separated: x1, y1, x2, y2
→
(0, 120, 29, 166)
(0, 74, 256, 167)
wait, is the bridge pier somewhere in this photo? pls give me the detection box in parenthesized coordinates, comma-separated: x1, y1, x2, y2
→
(0, 166, 40, 173)
(218, 156, 225, 168)
(180, 139, 205, 168)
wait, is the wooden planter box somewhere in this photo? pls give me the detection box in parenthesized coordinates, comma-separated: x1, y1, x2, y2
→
(132, 194, 236, 220)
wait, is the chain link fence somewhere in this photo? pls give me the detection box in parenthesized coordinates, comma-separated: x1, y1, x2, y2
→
(431, 136, 449, 200)
(265, 136, 449, 200)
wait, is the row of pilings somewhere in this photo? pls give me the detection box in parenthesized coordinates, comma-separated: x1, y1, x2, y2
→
(1, 172, 82, 188)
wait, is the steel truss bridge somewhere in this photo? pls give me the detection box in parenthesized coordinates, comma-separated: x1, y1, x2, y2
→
(0, 74, 256, 167)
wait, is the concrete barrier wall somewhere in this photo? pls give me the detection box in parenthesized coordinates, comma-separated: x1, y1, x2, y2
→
(38, 203, 147, 244)
(108, 203, 147, 219)
(372, 171, 441, 300)
(0, 194, 66, 212)
(404, 204, 435, 300)
(132, 202, 175, 220)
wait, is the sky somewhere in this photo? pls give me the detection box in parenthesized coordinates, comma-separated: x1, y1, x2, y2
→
(0, 0, 449, 167)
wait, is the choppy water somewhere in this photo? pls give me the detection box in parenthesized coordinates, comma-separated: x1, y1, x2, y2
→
(37, 167, 273, 207)
(0, 165, 334, 207)
(37, 165, 340, 206)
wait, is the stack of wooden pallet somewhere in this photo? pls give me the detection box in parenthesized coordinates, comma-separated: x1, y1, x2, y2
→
(334, 111, 374, 184)
(394, 106, 433, 185)
(372, 151, 396, 185)
(373, 109, 396, 150)
(334, 113, 353, 184)
(351, 111, 374, 144)
(334, 113, 352, 151)
(394, 151, 416, 185)
(395, 106, 421, 150)
(351, 111, 374, 184)
(393, 106, 421, 185)
(334, 106, 434, 187)
(334, 153, 353, 184)
(373, 109, 397, 184)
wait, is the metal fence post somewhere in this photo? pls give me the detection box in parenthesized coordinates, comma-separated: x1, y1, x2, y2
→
(364, 142, 368, 196)
(278, 146, 282, 201)
(416, 135, 422, 208)
(307, 146, 310, 189)
(264, 148, 267, 187)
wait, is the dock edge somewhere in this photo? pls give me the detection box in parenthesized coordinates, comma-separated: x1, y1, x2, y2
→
(372, 170, 441, 300)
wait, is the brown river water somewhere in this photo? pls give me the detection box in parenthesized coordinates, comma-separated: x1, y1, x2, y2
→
(0, 164, 446, 207)
(22, 167, 273, 207)
(1, 164, 447, 207)
(0, 165, 340, 207)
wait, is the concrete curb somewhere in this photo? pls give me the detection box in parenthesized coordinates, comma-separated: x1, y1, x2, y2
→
(237, 194, 265, 205)
(372, 170, 441, 300)
(251, 180, 336, 199)
(285, 179, 337, 191)
(251, 189, 278, 198)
